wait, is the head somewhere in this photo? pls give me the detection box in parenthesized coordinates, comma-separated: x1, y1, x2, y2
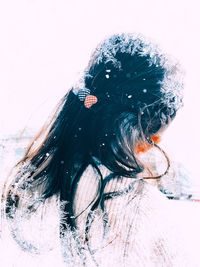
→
(3, 33, 183, 256)
(70, 33, 183, 174)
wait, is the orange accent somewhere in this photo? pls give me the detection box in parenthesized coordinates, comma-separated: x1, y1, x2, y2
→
(151, 135, 161, 144)
(135, 142, 152, 154)
(135, 135, 161, 154)
(84, 95, 98, 108)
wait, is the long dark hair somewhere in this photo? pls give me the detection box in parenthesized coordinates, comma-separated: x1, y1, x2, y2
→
(2, 33, 183, 262)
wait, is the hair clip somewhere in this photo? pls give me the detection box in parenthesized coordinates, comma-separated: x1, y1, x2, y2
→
(72, 87, 98, 108)
(72, 87, 79, 95)
(84, 95, 98, 108)
(78, 88, 91, 101)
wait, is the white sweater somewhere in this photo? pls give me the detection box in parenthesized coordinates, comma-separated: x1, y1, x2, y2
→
(1, 164, 200, 267)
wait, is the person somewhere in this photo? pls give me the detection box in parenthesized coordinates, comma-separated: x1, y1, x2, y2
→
(1, 33, 199, 266)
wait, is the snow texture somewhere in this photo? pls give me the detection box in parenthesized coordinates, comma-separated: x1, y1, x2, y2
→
(1, 163, 200, 266)
(77, 33, 184, 111)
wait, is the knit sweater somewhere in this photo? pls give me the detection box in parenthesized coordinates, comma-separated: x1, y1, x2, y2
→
(0, 164, 200, 267)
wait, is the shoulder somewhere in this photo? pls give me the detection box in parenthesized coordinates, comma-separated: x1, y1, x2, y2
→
(130, 181, 200, 266)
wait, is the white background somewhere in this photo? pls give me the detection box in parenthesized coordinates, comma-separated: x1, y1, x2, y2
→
(0, 0, 199, 183)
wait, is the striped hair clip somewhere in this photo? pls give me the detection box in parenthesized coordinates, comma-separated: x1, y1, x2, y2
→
(73, 87, 98, 109)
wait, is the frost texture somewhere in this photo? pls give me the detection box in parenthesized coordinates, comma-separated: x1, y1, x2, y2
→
(84, 33, 184, 111)
(0, 164, 199, 266)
